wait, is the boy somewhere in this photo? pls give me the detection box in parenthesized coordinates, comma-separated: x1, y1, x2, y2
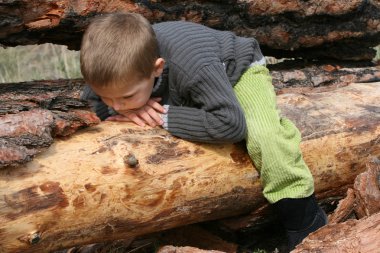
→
(80, 12, 327, 250)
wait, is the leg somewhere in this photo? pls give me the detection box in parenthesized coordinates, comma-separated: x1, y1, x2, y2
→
(233, 65, 327, 250)
(233, 65, 313, 203)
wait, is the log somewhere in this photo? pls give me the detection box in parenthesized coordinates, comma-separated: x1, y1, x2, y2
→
(157, 225, 238, 253)
(1, 0, 379, 60)
(0, 79, 100, 168)
(329, 158, 380, 224)
(158, 246, 225, 253)
(292, 212, 380, 253)
(293, 159, 380, 253)
(0, 81, 379, 252)
(1, 65, 379, 168)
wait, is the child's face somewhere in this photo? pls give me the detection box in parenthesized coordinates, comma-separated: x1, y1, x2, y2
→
(91, 58, 165, 113)
(92, 76, 155, 113)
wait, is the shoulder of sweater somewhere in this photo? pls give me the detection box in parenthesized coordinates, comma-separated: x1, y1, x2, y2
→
(169, 60, 226, 85)
(153, 21, 208, 30)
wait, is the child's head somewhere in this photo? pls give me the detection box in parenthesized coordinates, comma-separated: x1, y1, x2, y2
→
(80, 12, 164, 112)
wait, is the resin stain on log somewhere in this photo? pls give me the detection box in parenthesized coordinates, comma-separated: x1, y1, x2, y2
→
(4, 182, 68, 220)
(101, 166, 118, 175)
(146, 140, 191, 164)
(84, 183, 97, 193)
(230, 144, 252, 167)
(73, 195, 86, 209)
(139, 190, 166, 207)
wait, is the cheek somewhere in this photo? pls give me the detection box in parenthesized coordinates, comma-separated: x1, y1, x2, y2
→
(133, 96, 150, 108)
(134, 91, 151, 105)
(101, 97, 112, 106)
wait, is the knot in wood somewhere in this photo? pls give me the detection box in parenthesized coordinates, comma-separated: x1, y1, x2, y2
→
(124, 153, 139, 168)
(29, 232, 41, 245)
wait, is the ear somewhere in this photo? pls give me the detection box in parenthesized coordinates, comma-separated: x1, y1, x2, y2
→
(153, 58, 165, 77)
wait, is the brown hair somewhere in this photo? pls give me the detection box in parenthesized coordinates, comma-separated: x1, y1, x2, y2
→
(80, 12, 159, 87)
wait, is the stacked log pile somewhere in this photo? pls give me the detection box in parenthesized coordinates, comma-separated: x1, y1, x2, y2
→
(0, 77, 379, 252)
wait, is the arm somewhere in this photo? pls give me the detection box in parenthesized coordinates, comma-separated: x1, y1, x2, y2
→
(163, 64, 247, 143)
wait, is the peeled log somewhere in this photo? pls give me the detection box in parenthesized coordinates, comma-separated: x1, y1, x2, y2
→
(0, 82, 379, 252)
(0, 0, 379, 60)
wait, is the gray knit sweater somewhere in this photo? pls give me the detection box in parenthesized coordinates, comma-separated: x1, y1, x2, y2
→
(82, 21, 264, 143)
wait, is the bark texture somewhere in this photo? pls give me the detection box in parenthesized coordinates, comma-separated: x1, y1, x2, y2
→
(329, 159, 380, 224)
(0, 81, 379, 252)
(0, 0, 379, 60)
(0, 79, 100, 168)
(293, 159, 380, 253)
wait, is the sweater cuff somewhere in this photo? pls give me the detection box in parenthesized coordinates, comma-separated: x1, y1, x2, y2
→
(161, 104, 170, 130)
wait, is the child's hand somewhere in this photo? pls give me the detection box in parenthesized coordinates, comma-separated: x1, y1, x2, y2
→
(106, 97, 167, 127)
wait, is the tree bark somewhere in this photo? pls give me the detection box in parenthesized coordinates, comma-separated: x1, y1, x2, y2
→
(293, 213, 380, 253)
(0, 81, 379, 252)
(0, 0, 379, 60)
(329, 159, 380, 224)
(293, 159, 380, 253)
(0, 79, 100, 168)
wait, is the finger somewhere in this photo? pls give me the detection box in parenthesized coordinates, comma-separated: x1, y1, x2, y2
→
(127, 113, 146, 127)
(106, 115, 131, 122)
(151, 97, 162, 102)
(139, 109, 158, 127)
(147, 99, 166, 113)
(145, 106, 164, 125)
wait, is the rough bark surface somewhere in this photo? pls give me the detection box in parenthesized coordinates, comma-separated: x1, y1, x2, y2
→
(0, 79, 100, 168)
(329, 159, 380, 224)
(293, 159, 380, 253)
(293, 214, 380, 253)
(0, 82, 379, 252)
(1, 0, 379, 60)
(271, 64, 380, 92)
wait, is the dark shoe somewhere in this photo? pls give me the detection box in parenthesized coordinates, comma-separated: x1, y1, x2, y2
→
(273, 194, 328, 251)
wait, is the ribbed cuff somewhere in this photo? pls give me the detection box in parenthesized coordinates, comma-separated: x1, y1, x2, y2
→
(249, 57, 266, 67)
(161, 104, 170, 130)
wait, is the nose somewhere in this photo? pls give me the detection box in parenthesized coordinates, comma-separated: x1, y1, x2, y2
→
(111, 99, 123, 111)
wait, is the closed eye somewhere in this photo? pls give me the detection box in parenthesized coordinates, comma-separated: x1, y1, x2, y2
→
(122, 95, 133, 99)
